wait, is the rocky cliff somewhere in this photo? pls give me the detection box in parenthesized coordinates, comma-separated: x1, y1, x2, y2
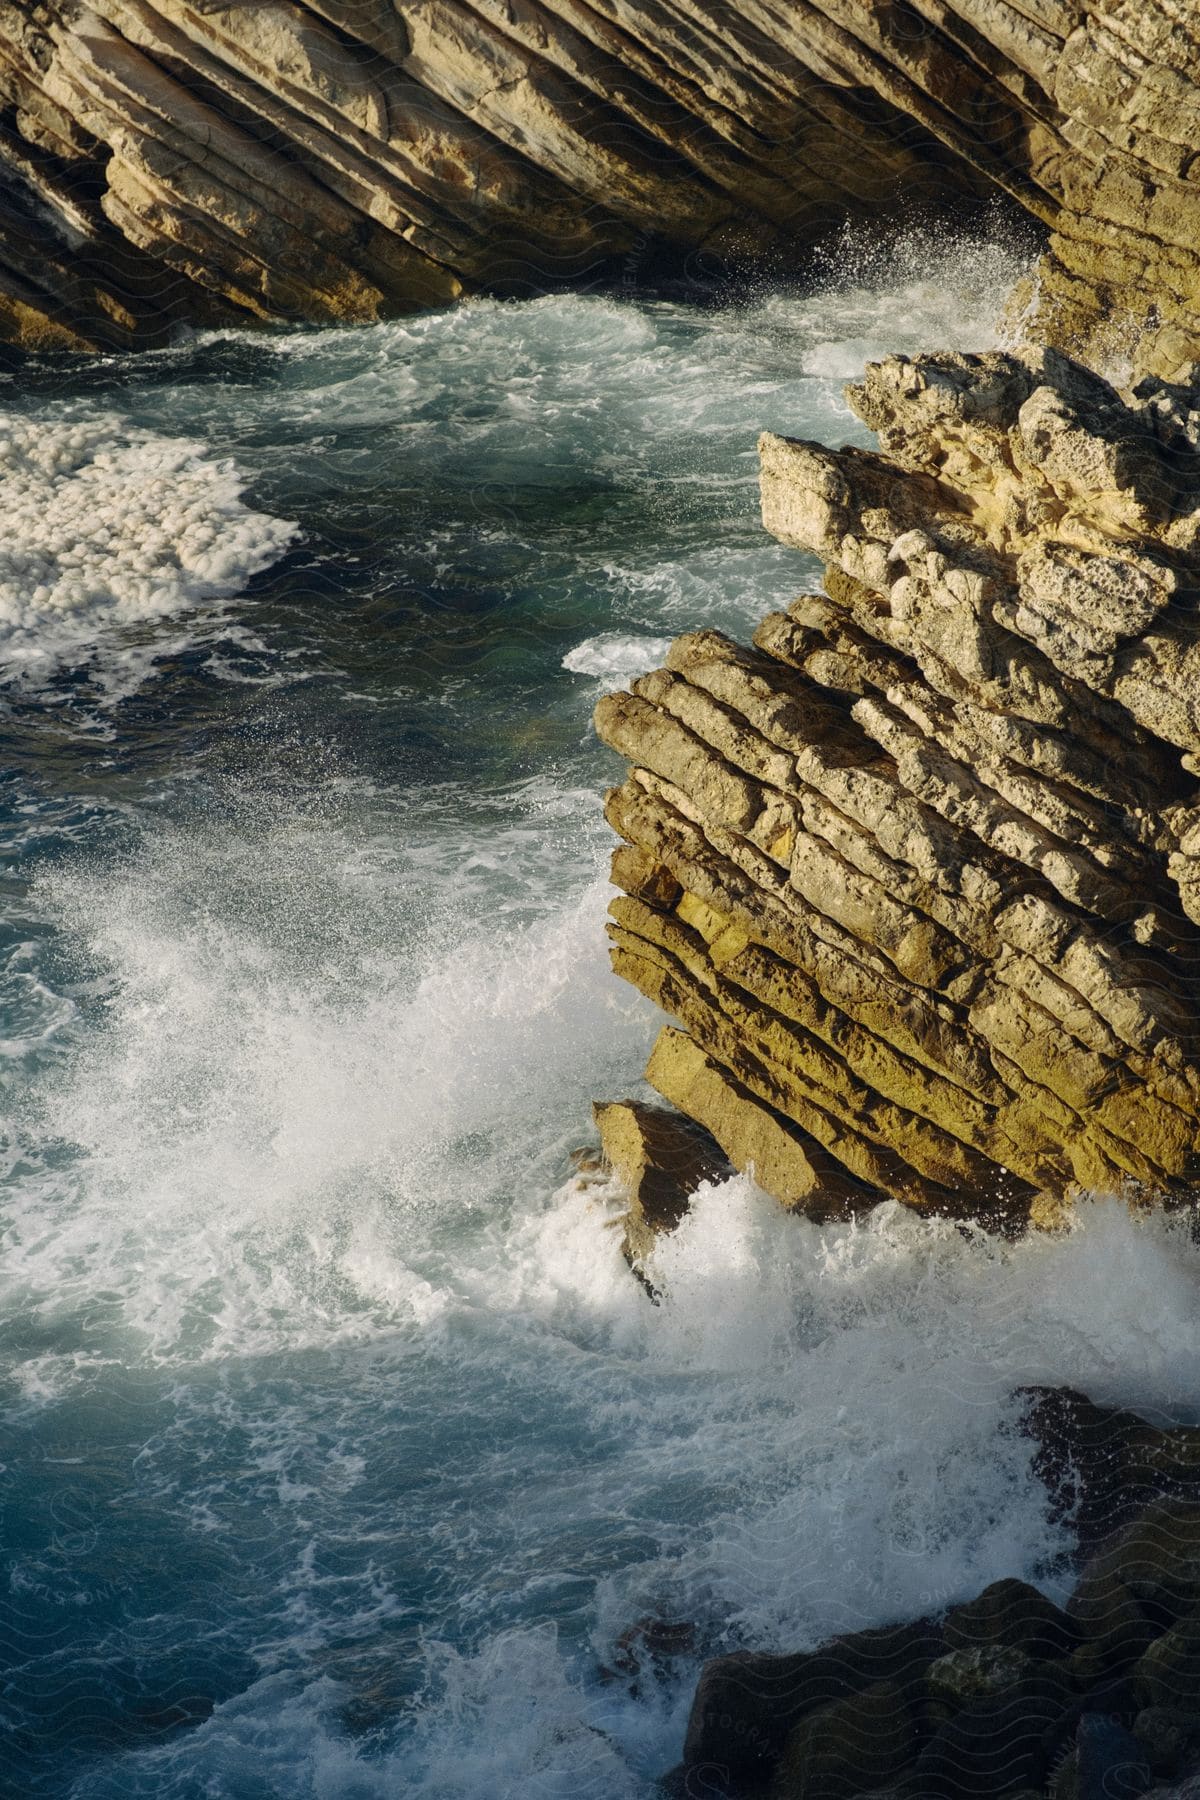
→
(2, 3, 1200, 372)
(595, 347, 1200, 1235)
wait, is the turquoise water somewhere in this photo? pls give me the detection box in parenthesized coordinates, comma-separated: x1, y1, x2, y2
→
(5, 240, 1200, 1798)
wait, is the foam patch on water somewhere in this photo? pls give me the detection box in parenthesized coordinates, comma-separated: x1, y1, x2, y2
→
(0, 412, 298, 679)
(562, 633, 672, 683)
(0, 942, 77, 1064)
(68, 1652, 642, 1800)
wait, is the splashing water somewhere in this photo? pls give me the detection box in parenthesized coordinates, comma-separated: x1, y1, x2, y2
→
(5, 233, 1196, 1799)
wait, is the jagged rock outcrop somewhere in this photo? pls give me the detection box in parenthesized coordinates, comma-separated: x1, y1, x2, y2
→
(2, 2, 1200, 371)
(595, 347, 1200, 1232)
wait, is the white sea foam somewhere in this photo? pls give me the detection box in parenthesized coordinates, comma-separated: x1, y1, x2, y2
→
(0, 412, 298, 678)
(562, 633, 672, 682)
(5, 785, 651, 1361)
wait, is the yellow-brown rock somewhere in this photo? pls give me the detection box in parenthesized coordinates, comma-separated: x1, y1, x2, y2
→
(596, 348, 1200, 1232)
(3, 2, 1200, 364)
(592, 1094, 730, 1264)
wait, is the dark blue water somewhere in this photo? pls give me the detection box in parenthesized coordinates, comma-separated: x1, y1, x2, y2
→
(5, 252, 1200, 1800)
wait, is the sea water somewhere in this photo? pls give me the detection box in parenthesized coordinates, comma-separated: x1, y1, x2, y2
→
(4, 231, 1200, 1799)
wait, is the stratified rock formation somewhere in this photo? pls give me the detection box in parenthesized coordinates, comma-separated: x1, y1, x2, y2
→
(595, 348, 1200, 1232)
(2, 2, 1200, 370)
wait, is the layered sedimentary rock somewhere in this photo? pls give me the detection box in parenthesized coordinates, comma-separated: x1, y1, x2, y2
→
(595, 347, 1200, 1232)
(2, 2, 1200, 371)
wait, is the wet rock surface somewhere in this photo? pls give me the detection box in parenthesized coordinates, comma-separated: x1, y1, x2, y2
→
(593, 1096, 731, 1265)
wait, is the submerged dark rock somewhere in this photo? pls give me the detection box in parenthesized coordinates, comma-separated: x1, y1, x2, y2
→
(915, 1684, 1067, 1797)
(1055, 1713, 1152, 1800)
(682, 1621, 945, 1779)
(604, 1616, 698, 1695)
(1020, 1389, 1200, 1547)
(771, 1681, 918, 1800)
(943, 1578, 1078, 1662)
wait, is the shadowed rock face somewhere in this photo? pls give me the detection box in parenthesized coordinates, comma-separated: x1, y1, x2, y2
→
(0, 2, 1198, 366)
(671, 1424, 1200, 1797)
(596, 348, 1200, 1233)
